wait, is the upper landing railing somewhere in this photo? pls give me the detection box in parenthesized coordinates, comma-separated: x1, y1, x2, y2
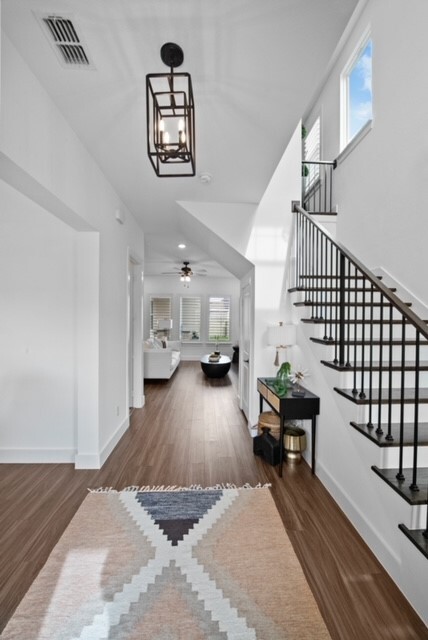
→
(302, 160, 336, 215)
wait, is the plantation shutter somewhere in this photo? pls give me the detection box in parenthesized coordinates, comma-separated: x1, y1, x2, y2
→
(180, 297, 201, 341)
(208, 297, 231, 342)
(303, 116, 320, 189)
(151, 297, 171, 336)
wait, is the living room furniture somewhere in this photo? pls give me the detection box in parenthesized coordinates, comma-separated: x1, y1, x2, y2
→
(200, 354, 231, 378)
(257, 377, 320, 477)
(144, 340, 181, 379)
(232, 345, 239, 364)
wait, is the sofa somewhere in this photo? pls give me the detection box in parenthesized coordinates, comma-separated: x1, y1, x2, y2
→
(143, 338, 181, 379)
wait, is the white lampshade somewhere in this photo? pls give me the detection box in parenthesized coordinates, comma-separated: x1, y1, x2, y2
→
(158, 319, 173, 330)
(267, 322, 296, 347)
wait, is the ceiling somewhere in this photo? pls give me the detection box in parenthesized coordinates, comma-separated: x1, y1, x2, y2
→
(2, 0, 358, 277)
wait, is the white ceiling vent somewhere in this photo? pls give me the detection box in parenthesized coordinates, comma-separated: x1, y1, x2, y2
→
(37, 14, 94, 69)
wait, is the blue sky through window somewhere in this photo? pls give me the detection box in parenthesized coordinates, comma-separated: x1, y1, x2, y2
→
(348, 39, 372, 140)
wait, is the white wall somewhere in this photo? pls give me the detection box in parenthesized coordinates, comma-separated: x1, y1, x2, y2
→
(304, 0, 428, 308)
(245, 121, 302, 427)
(0, 180, 75, 460)
(143, 275, 240, 360)
(0, 31, 145, 466)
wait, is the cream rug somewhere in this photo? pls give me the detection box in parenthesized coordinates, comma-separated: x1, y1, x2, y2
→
(3, 485, 331, 639)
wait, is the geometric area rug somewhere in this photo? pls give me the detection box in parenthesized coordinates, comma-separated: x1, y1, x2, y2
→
(2, 485, 331, 639)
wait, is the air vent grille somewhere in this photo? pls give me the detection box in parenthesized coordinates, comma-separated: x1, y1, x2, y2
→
(41, 15, 92, 67)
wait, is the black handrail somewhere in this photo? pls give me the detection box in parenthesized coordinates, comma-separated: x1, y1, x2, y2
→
(292, 203, 427, 520)
(293, 203, 428, 340)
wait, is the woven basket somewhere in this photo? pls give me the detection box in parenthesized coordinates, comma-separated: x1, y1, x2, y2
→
(258, 411, 280, 436)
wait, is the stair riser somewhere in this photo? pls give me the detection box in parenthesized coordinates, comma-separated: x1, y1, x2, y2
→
(309, 323, 425, 342)
(336, 370, 428, 390)
(312, 343, 427, 364)
(380, 446, 428, 469)
(355, 402, 428, 424)
(410, 504, 427, 530)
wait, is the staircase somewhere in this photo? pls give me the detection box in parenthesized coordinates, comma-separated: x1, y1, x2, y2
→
(290, 203, 428, 560)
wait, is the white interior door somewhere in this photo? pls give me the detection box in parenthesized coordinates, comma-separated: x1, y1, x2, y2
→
(128, 259, 134, 409)
(240, 282, 252, 419)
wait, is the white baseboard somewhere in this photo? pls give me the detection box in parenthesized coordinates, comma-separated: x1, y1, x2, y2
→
(99, 415, 129, 467)
(74, 453, 101, 469)
(0, 448, 75, 463)
(316, 461, 401, 567)
(75, 417, 130, 469)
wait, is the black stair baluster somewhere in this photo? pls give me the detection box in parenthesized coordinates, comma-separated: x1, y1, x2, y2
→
(352, 265, 358, 394)
(396, 316, 406, 481)
(323, 164, 327, 213)
(409, 330, 420, 492)
(317, 228, 322, 320)
(333, 248, 339, 364)
(359, 275, 366, 399)
(367, 284, 374, 428)
(424, 495, 428, 540)
(329, 242, 337, 341)
(304, 218, 311, 302)
(376, 295, 384, 435)
(310, 222, 315, 317)
(386, 304, 394, 441)
(323, 235, 328, 339)
(346, 259, 351, 366)
(295, 210, 300, 288)
(315, 228, 320, 319)
(338, 252, 346, 367)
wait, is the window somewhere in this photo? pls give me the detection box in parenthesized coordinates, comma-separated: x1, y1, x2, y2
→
(208, 296, 231, 343)
(180, 297, 201, 341)
(341, 33, 372, 149)
(303, 116, 320, 190)
(150, 296, 171, 337)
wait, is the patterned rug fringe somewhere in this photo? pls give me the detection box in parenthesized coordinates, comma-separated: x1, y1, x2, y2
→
(88, 482, 271, 493)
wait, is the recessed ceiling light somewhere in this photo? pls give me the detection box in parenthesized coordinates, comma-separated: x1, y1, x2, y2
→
(178, 243, 186, 249)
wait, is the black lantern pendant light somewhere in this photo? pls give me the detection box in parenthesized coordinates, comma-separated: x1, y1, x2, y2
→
(146, 43, 195, 177)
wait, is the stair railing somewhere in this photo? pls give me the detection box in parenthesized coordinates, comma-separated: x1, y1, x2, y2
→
(293, 203, 428, 500)
(302, 160, 336, 214)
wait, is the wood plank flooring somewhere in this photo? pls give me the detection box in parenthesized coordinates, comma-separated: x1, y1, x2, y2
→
(0, 361, 427, 639)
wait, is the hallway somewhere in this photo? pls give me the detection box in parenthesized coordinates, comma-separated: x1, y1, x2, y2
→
(0, 362, 426, 638)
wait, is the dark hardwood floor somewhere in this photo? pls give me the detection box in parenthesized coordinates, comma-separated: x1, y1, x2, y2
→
(0, 361, 427, 639)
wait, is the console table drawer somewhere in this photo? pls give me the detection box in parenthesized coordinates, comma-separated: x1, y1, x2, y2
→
(267, 390, 280, 412)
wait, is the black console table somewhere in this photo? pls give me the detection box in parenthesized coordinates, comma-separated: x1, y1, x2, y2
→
(257, 378, 320, 477)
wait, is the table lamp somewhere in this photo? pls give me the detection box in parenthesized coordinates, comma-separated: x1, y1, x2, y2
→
(267, 322, 296, 367)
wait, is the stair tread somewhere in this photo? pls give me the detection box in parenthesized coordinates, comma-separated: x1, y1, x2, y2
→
(294, 301, 412, 307)
(298, 275, 383, 280)
(372, 466, 428, 505)
(322, 360, 428, 372)
(289, 286, 396, 293)
(311, 337, 427, 346)
(304, 211, 338, 216)
(398, 525, 428, 560)
(350, 421, 428, 447)
(301, 318, 428, 325)
(334, 387, 428, 404)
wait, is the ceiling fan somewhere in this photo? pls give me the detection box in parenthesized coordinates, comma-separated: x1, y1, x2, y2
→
(161, 261, 207, 277)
